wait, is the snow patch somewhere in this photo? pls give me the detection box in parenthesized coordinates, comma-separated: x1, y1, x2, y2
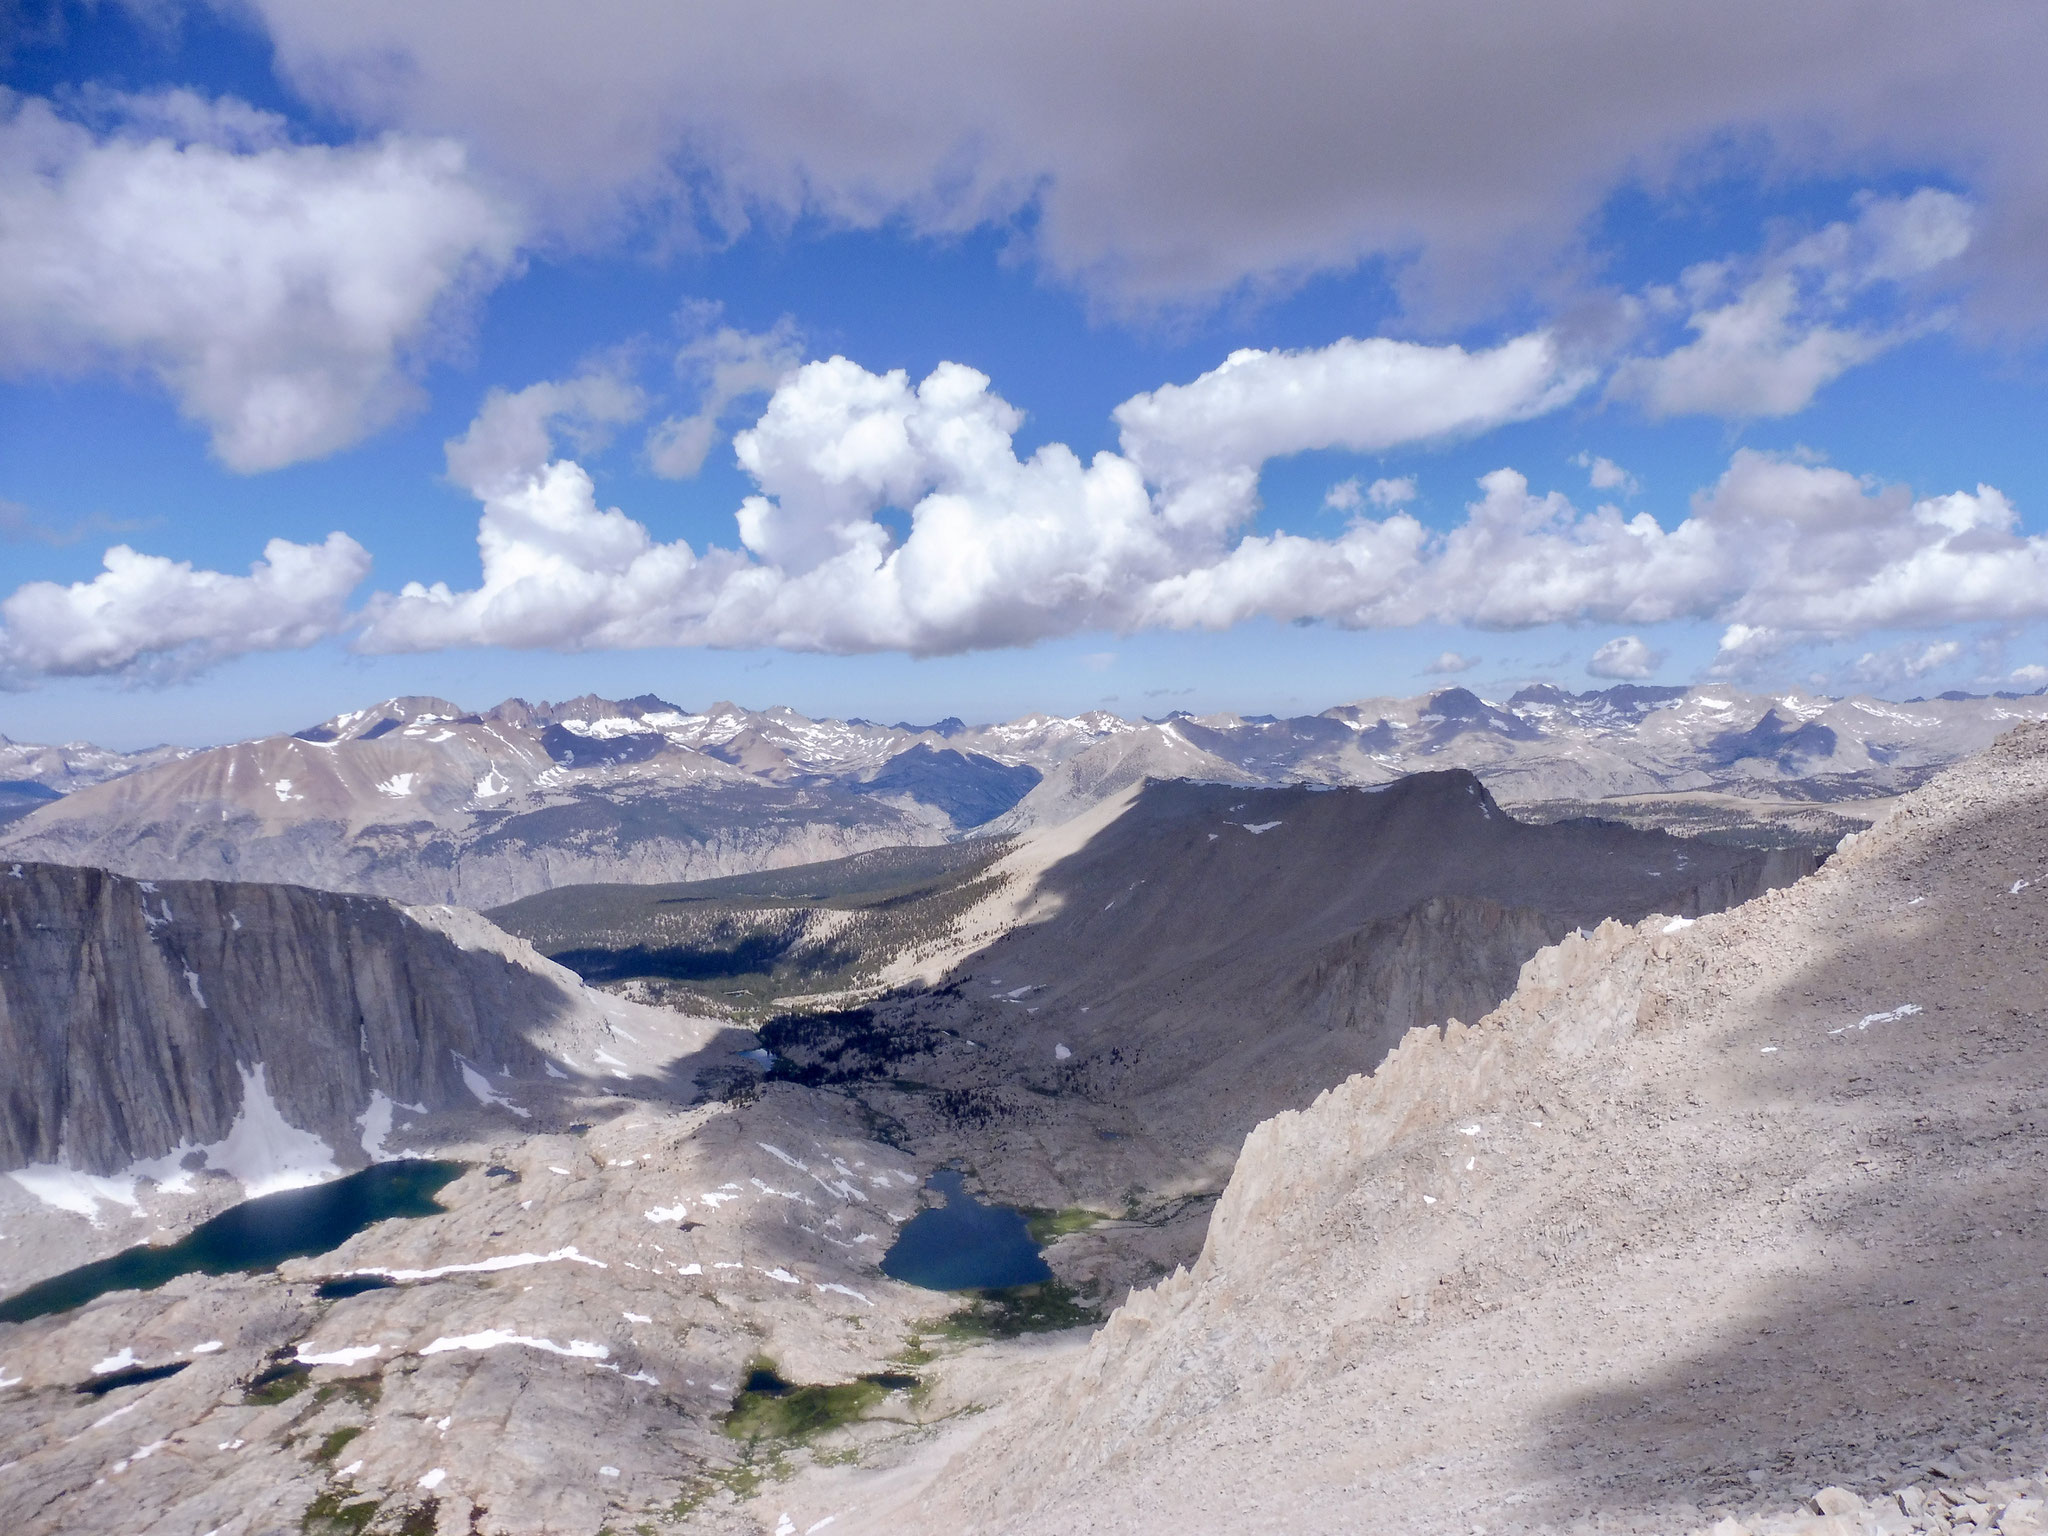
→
(183, 968, 207, 1008)
(1661, 917, 1694, 934)
(348, 1246, 606, 1283)
(375, 773, 417, 797)
(459, 1058, 532, 1119)
(644, 1204, 689, 1223)
(419, 1330, 609, 1361)
(92, 1348, 140, 1375)
(1054, 1044, 1072, 1061)
(211, 1064, 340, 1197)
(418, 1468, 446, 1490)
(815, 1283, 871, 1305)
(1239, 820, 1282, 834)
(297, 1343, 383, 1367)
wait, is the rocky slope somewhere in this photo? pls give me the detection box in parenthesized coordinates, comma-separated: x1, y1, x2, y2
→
(509, 772, 1817, 1286)
(0, 695, 1068, 907)
(5, 684, 2040, 905)
(773, 722, 2048, 1536)
(0, 736, 184, 829)
(0, 862, 972, 1536)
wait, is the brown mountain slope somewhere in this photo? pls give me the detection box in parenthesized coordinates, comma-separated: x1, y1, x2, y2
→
(772, 722, 2048, 1536)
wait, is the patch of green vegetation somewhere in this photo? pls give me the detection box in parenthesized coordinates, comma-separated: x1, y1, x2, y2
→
(890, 1334, 935, 1368)
(310, 1425, 363, 1463)
(941, 1280, 1099, 1340)
(245, 1361, 311, 1404)
(313, 1376, 381, 1409)
(300, 1489, 380, 1535)
(395, 1499, 438, 1536)
(1021, 1206, 1105, 1245)
(669, 1442, 792, 1516)
(720, 1356, 917, 1443)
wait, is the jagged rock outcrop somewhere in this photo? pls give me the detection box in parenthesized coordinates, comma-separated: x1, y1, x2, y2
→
(0, 861, 608, 1181)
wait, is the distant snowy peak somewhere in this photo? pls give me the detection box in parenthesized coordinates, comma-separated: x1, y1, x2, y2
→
(0, 734, 187, 795)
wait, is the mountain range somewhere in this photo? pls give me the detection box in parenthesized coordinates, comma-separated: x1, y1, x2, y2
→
(3, 683, 2042, 906)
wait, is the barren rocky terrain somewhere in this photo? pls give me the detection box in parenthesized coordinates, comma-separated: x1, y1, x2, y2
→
(755, 721, 2048, 1536)
(6, 715, 2045, 1536)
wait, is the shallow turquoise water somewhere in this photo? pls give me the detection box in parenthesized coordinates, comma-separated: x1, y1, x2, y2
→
(0, 1159, 465, 1326)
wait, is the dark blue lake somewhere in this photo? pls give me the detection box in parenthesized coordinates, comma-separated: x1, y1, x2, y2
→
(0, 1159, 465, 1326)
(879, 1168, 1052, 1291)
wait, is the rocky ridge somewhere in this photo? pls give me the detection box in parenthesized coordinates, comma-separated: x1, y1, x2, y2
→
(757, 721, 2048, 1536)
(4, 683, 2042, 905)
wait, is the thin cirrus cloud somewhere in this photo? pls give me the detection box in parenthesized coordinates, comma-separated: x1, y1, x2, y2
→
(0, 90, 524, 472)
(239, 0, 2048, 327)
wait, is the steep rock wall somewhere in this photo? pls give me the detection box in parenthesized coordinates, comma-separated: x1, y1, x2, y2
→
(0, 862, 577, 1176)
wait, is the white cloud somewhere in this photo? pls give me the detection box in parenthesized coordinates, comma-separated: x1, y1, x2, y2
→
(0, 91, 523, 471)
(1422, 650, 1478, 675)
(239, 3, 2048, 325)
(647, 311, 804, 479)
(1113, 335, 1588, 531)
(1611, 190, 1972, 419)
(2011, 664, 2048, 687)
(1327, 477, 1416, 512)
(1587, 635, 1662, 679)
(0, 534, 370, 680)
(352, 343, 2048, 667)
(1849, 637, 1963, 686)
(1572, 453, 1638, 494)
(445, 373, 646, 495)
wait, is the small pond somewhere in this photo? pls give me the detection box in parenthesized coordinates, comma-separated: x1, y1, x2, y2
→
(0, 1159, 465, 1326)
(879, 1168, 1052, 1291)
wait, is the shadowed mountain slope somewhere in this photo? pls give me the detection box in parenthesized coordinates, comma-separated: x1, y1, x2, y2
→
(799, 724, 2048, 1536)
(0, 862, 691, 1186)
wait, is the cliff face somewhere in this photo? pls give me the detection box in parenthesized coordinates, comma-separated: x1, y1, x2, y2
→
(0, 862, 580, 1179)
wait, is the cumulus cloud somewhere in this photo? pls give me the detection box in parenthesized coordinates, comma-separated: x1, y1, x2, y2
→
(1423, 651, 1478, 675)
(0, 90, 523, 471)
(239, 2, 2048, 324)
(1587, 635, 1662, 679)
(647, 310, 804, 479)
(1573, 453, 1638, 494)
(1114, 334, 1587, 530)
(354, 348, 2048, 665)
(0, 533, 370, 681)
(1610, 189, 1972, 419)
(445, 373, 646, 495)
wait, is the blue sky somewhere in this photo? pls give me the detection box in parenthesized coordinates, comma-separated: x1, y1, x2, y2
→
(3, 1, 2047, 748)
